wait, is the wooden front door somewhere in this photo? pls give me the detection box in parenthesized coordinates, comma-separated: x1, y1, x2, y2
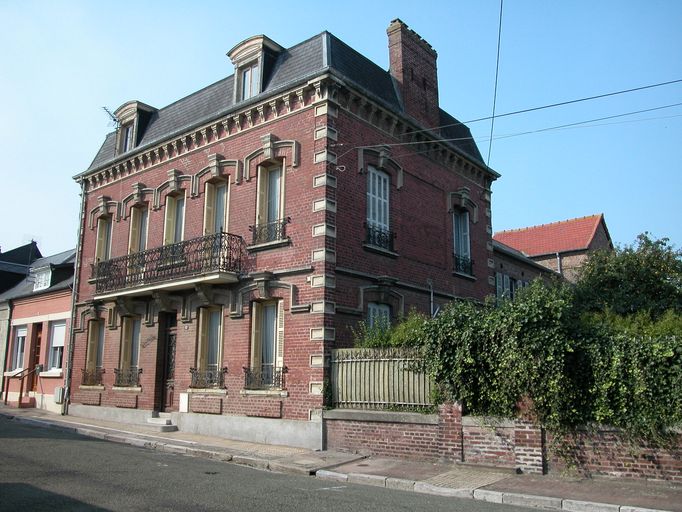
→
(156, 313, 177, 412)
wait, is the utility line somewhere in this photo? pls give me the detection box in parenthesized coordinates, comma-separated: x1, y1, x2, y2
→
(487, 0, 504, 166)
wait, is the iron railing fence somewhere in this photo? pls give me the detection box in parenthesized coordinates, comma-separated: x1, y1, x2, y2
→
(91, 232, 246, 294)
(243, 365, 287, 390)
(114, 367, 142, 387)
(330, 348, 433, 411)
(81, 368, 105, 386)
(249, 218, 289, 245)
(365, 223, 395, 252)
(189, 367, 227, 388)
(453, 254, 473, 276)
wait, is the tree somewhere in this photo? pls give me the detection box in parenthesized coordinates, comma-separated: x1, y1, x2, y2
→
(574, 233, 682, 318)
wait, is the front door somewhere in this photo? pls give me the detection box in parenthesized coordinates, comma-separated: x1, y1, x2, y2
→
(156, 313, 177, 411)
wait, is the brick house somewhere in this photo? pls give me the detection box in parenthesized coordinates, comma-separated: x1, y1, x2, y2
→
(494, 214, 613, 283)
(67, 20, 498, 448)
(492, 240, 559, 301)
(1, 247, 75, 411)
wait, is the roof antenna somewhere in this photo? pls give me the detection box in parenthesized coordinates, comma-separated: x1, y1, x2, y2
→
(102, 107, 120, 129)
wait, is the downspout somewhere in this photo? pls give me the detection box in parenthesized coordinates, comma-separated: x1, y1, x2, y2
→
(62, 179, 87, 415)
(427, 278, 434, 317)
(556, 252, 563, 275)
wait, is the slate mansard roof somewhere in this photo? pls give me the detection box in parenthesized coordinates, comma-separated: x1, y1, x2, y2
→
(0, 248, 76, 302)
(84, 31, 484, 175)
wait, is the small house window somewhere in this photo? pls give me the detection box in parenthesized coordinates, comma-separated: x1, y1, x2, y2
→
(241, 63, 260, 100)
(33, 268, 51, 291)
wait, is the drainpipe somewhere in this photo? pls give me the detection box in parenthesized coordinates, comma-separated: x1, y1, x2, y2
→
(426, 278, 434, 317)
(556, 252, 563, 275)
(63, 180, 87, 416)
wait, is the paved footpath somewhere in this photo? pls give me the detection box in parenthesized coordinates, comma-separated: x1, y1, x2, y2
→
(1, 405, 680, 512)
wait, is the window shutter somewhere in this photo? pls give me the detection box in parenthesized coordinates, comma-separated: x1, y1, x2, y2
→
(256, 168, 267, 226)
(461, 212, 470, 259)
(496, 272, 503, 300)
(96, 218, 108, 261)
(129, 207, 140, 253)
(86, 321, 99, 371)
(250, 303, 262, 369)
(275, 300, 285, 369)
(120, 318, 133, 369)
(503, 274, 511, 297)
(197, 308, 208, 368)
(203, 182, 216, 235)
(164, 196, 176, 245)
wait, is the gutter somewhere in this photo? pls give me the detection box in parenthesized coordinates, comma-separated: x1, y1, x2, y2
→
(62, 180, 87, 416)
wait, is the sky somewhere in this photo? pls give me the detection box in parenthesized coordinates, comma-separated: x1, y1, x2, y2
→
(1, 0, 680, 256)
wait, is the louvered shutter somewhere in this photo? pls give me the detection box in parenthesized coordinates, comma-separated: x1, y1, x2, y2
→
(204, 182, 216, 235)
(86, 321, 99, 371)
(275, 300, 285, 369)
(250, 303, 262, 369)
(120, 318, 133, 369)
(197, 308, 208, 368)
(164, 196, 176, 245)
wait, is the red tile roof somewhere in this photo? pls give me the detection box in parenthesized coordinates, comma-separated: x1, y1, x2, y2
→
(493, 214, 606, 257)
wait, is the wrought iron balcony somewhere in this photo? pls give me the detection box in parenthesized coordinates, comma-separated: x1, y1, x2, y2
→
(243, 365, 287, 390)
(114, 367, 142, 387)
(454, 254, 473, 276)
(365, 223, 395, 252)
(90, 232, 246, 295)
(81, 368, 104, 386)
(249, 218, 289, 245)
(189, 367, 227, 388)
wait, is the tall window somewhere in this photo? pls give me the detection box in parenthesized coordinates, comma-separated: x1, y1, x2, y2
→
(47, 321, 66, 370)
(95, 216, 112, 262)
(254, 166, 284, 243)
(120, 316, 141, 371)
(241, 63, 259, 100)
(366, 166, 392, 250)
(203, 182, 228, 234)
(163, 194, 185, 245)
(11, 326, 27, 370)
(453, 209, 471, 274)
(86, 320, 105, 371)
(128, 206, 149, 254)
(250, 300, 284, 388)
(120, 123, 134, 153)
(367, 302, 391, 329)
(197, 307, 222, 372)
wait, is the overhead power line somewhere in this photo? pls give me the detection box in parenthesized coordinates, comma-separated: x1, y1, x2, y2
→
(486, 0, 504, 166)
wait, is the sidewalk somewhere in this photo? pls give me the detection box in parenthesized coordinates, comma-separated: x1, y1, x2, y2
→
(1, 405, 679, 512)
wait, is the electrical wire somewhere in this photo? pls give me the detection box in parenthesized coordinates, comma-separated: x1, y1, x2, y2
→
(487, 0, 504, 166)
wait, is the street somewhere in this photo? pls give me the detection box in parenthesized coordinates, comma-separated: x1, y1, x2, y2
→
(0, 416, 535, 512)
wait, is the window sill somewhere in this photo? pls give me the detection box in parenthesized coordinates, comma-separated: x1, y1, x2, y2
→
(186, 388, 227, 395)
(39, 370, 63, 378)
(452, 271, 476, 281)
(362, 243, 398, 258)
(112, 386, 142, 393)
(240, 389, 289, 398)
(79, 385, 105, 391)
(4, 369, 24, 377)
(247, 238, 291, 252)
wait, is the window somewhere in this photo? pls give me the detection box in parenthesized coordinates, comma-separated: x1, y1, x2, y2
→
(95, 216, 112, 262)
(453, 209, 471, 274)
(203, 181, 228, 235)
(120, 316, 141, 371)
(11, 327, 27, 370)
(366, 166, 393, 250)
(47, 321, 66, 370)
(495, 272, 523, 302)
(248, 300, 284, 388)
(86, 320, 105, 371)
(163, 193, 185, 245)
(241, 62, 260, 100)
(367, 302, 391, 329)
(128, 205, 148, 254)
(32, 268, 51, 291)
(254, 165, 284, 244)
(197, 307, 222, 372)
(120, 123, 134, 153)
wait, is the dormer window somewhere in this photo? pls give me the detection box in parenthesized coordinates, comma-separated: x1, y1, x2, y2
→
(241, 62, 260, 100)
(120, 123, 134, 153)
(33, 267, 51, 291)
(113, 100, 157, 156)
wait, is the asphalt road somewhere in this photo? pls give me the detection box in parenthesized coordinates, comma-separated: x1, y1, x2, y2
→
(0, 416, 534, 512)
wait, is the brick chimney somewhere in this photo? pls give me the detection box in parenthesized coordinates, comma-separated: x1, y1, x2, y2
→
(387, 19, 440, 129)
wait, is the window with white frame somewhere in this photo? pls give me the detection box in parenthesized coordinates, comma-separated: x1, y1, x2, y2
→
(453, 209, 471, 274)
(128, 205, 149, 254)
(120, 316, 141, 371)
(254, 165, 284, 244)
(241, 62, 260, 100)
(120, 123, 134, 153)
(95, 216, 112, 262)
(249, 300, 284, 388)
(367, 302, 391, 329)
(11, 326, 27, 370)
(203, 181, 228, 235)
(47, 321, 66, 370)
(32, 268, 51, 291)
(366, 166, 392, 250)
(163, 193, 185, 245)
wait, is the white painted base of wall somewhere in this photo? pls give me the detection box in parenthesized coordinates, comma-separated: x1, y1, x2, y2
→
(1, 391, 61, 414)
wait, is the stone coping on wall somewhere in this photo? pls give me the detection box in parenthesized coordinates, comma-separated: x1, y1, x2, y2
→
(323, 409, 439, 425)
(461, 416, 516, 428)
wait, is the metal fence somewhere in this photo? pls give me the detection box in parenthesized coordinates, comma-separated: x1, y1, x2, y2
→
(330, 348, 434, 411)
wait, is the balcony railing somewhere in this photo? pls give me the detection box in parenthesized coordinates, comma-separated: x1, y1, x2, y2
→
(365, 223, 395, 252)
(189, 367, 227, 388)
(81, 368, 104, 386)
(114, 367, 142, 387)
(91, 232, 246, 294)
(453, 254, 473, 276)
(249, 218, 289, 245)
(243, 365, 287, 390)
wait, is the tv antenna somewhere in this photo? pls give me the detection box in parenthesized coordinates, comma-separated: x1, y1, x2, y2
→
(102, 107, 120, 129)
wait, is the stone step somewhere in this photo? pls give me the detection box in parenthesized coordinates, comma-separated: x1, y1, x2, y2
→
(146, 412, 178, 432)
(147, 417, 173, 426)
